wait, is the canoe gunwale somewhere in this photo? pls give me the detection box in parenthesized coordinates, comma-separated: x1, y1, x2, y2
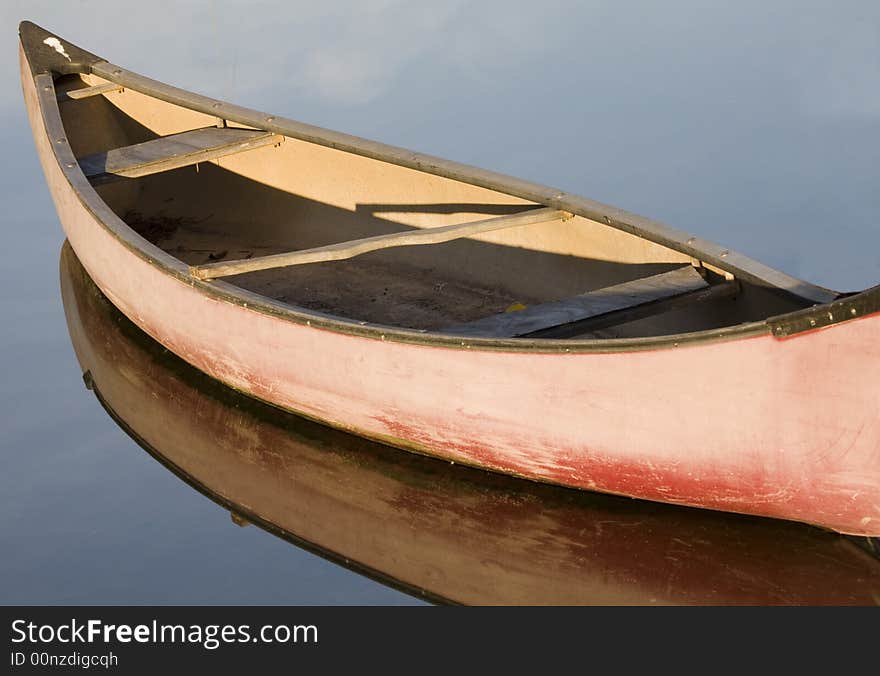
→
(22, 21, 880, 354)
(89, 57, 841, 304)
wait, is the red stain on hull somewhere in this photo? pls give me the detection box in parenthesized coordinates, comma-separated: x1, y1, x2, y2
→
(374, 414, 880, 534)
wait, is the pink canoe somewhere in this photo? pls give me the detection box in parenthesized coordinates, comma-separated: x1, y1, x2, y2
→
(20, 21, 880, 536)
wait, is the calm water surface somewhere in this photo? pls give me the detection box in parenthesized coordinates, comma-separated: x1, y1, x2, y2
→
(2, 1, 879, 604)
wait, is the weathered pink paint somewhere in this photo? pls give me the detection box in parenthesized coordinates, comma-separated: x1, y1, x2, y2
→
(22, 48, 880, 536)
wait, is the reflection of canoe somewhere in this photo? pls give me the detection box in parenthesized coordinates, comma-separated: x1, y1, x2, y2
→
(22, 21, 880, 535)
(61, 243, 880, 605)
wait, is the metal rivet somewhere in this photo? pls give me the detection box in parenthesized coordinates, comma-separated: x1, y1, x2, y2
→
(719, 250, 729, 258)
(603, 216, 612, 224)
(265, 116, 275, 123)
(43, 85, 51, 91)
(56, 138, 65, 144)
(827, 312, 833, 321)
(66, 163, 75, 168)
(112, 69, 122, 75)
(212, 102, 221, 108)
(850, 308, 857, 316)
(809, 318, 816, 326)
(686, 237, 695, 245)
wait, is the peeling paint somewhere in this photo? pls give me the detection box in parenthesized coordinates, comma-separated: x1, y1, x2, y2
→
(42, 37, 71, 62)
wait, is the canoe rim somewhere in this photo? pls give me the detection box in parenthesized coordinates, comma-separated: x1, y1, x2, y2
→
(21, 20, 880, 354)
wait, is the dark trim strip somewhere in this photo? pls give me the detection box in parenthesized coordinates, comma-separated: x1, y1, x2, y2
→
(768, 288, 880, 337)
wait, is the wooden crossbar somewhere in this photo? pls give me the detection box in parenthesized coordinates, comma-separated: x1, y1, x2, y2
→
(443, 266, 738, 339)
(78, 127, 283, 185)
(58, 82, 124, 101)
(190, 207, 572, 280)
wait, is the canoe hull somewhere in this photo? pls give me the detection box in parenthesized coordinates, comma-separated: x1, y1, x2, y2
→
(22, 46, 880, 536)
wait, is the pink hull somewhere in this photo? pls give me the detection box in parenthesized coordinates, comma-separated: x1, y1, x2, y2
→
(23, 56, 880, 536)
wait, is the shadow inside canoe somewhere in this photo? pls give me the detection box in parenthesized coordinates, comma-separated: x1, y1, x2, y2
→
(109, 162, 688, 295)
(98, 158, 804, 334)
(60, 242, 880, 606)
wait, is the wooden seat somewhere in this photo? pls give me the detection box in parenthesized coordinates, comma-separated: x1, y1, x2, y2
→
(190, 207, 571, 280)
(443, 266, 737, 339)
(78, 127, 282, 185)
(57, 82, 124, 102)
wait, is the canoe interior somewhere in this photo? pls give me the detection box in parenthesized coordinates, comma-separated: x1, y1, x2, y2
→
(56, 73, 812, 336)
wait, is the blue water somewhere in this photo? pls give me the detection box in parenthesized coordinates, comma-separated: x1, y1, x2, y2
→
(1, 1, 878, 605)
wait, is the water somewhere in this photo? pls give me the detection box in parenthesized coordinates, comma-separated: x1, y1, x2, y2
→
(2, 2, 879, 605)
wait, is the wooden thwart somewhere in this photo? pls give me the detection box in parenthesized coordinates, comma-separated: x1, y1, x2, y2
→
(78, 127, 283, 186)
(190, 207, 572, 280)
(58, 82, 124, 101)
(443, 266, 738, 339)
